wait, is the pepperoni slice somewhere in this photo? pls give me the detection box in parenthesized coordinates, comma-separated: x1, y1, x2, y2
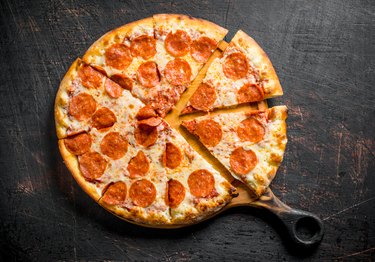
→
(127, 151, 150, 178)
(100, 132, 128, 160)
(129, 179, 156, 207)
(194, 119, 222, 147)
(162, 143, 182, 169)
(164, 58, 192, 86)
(230, 147, 258, 175)
(190, 37, 217, 63)
(134, 125, 158, 147)
(165, 30, 191, 57)
(105, 43, 132, 70)
(92, 107, 116, 130)
(78, 152, 107, 181)
(78, 64, 104, 89)
(134, 118, 161, 147)
(136, 105, 157, 120)
(69, 93, 96, 121)
(64, 132, 92, 155)
(190, 83, 217, 111)
(105, 78, 123, 98)
(167, 179, 185, 208)
(223, 52, 249, 80)
(137, 61, 160, 88)
(237, 83, 264, 103)
(188, 169, 215, 198)
(110, 74, 133, 91)
(138, 117, 162, 127)
(130, 35, 156, 59)
(102, 181, 127, 205)
(237, 117, 265, 143)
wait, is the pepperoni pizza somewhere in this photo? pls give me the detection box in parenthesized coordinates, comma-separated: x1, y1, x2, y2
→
(182, 106, 287, 196)
(182, 30, 283, 114)
(55, 14, 288, 226)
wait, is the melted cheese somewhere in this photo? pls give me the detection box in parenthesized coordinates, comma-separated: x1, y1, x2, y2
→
(84, 23, 163, 105)
(74, 102, 233, 223)
(191, 43, 260, 110)
(59, 65, 144, 136)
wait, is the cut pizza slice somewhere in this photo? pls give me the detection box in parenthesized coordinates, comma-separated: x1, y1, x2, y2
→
(55, 58, 144, 139)
(182, 106, 287, 196)
(158, 123, 236, 224)
(182, 30, 283, 114)
(152, 14, 228, 116)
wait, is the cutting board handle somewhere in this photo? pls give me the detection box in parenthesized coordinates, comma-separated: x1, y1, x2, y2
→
(251, 188, 324, 248)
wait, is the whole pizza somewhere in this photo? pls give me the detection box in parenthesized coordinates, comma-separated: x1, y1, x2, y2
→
(55, 14, 287, 225)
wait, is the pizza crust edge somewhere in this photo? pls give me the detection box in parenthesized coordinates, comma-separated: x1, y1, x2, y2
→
(55, 58, 82, 139)
(58, 139, 101, 201)
(82, 17, 154, 64)
(253, 105, 288, 196)
(153, 13, 228, 40)
(232, 30, 283, 98)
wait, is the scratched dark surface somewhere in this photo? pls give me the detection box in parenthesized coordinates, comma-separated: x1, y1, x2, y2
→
(0, 0, 374, 261)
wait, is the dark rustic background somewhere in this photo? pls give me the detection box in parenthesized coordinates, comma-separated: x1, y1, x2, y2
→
(1, 0, 374, 261)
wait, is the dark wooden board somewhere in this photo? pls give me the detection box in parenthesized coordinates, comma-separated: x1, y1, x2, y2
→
(0, 0, 374, 260)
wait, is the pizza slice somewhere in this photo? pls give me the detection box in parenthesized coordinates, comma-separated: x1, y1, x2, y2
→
(159, 123, 236, 224)
(182, 106, 287, 196)
(55, 58, 144, 139)
(182, 30, 283, 114)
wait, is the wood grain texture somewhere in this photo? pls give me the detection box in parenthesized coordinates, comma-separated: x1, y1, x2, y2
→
(0, 0, 374, 260)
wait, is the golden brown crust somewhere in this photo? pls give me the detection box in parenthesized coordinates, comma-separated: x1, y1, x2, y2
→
(253, 106, 288, 196)
(171, 180, 235, 225)
(98, 200, 171, 225)
(231, 30, 283, 98)
(153, 14, 228, 40)
(54, 59, 81, 139)
(58, 140, 101, 201)
(268, 105, 288, 121)
(171, 204, 223, 225)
